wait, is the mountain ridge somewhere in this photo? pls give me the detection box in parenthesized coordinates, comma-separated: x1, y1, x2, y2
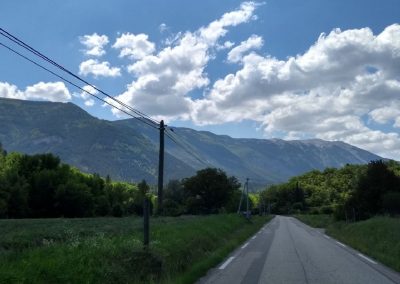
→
(0, 97, 382, 186)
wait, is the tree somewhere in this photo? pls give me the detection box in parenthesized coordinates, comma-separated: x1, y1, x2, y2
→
(55, 182, 94, 217)
(162, 180, 186, 216)
(183, 168, 241, 214)
(127, 180, 151, 216)
(349, 160, 400, 219)
(382, 191, 400, 216)
(7, 177, 30, 218)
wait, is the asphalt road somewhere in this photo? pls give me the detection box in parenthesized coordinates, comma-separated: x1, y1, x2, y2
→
(198, 216, 400, 284)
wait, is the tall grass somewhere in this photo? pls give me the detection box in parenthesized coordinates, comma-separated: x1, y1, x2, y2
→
(327, 217, 400, 272)
(0, 214, 272, 283)
(294, 214, 400, 272)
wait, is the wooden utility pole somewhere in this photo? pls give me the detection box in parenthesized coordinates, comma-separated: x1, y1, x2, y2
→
(157, 120, 165, 215)
(237, 183, 245, 214)
(246, 178, 250, 219)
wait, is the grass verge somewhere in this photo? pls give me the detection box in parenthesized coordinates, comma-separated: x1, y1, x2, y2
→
(293, 214, 334, 228)
(294, 214, 400, 272)
(0, 214, 272, 283)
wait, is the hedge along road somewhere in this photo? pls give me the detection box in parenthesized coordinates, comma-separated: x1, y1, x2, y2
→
(197, 216, 400, 284)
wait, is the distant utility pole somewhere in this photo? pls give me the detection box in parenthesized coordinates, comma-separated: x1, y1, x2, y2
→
(157, 120, 165, 215)
(237, 183, 245, 214)
(246, 178, 250, 219)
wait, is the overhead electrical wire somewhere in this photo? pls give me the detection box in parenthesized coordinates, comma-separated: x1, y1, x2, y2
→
(0, 28, 158, 124)
(164, 128, 213, 167)
(0, 28, 220, 169)
(0, 41, 159, 130)
(0, 28, 159, 127)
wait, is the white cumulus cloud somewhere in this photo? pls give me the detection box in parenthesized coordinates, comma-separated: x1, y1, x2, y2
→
(113, 33, 156, 60)
(94, 3, 399, 160)
(227, 34, 263, 63)
(190, 24, 400, 159)
(108, 1, 258, 120)
(79, 59, 121, 78)
(79, 33, 109, 57)
(0, 81, 71, 102)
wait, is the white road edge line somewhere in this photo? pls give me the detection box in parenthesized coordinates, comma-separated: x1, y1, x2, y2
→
(219, 256, 235, 270)
(336, 241, 347, 248)
(324, 235, 331, 239)
(241, 242, 249, 249)
(358, 253, 377, 264)
(251, 236, 257, 240)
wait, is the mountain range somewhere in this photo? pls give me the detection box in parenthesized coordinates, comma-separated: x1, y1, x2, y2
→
(0, 98, 381, 187)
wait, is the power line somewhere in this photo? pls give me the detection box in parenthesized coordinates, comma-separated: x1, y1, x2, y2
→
(0, 28, 157, 124)
(164, 130, 208, 167)
(167, 128, 212, 165)
(0, 41, 159, 130)
(164, 128, 212, 168)
(0, 28, 160, 126)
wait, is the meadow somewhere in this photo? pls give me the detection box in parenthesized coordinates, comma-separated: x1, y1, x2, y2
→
(0, 214, 272, 283)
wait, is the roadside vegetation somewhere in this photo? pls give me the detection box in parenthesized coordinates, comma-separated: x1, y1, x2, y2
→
(294, 214, 334, 228)
(294, 214, 400, 272)
(267, 159, 400, 272)
(260, 159, 400, 220)
(0, 214, 271, 283)
(0, 144, 270, 283)
(3, 141, 400, 279)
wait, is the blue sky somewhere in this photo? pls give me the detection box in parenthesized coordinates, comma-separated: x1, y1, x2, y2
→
(1, 0, 400, 159)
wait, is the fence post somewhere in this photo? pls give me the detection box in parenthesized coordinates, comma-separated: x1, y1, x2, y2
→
(143, 197, 150, 248)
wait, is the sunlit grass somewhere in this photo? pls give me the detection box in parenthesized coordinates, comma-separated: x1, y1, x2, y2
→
(0, 214, 272, 283)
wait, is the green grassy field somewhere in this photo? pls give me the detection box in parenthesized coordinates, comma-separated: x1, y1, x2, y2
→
(0, 214, 272, 283)
(294, 214, 400, 272)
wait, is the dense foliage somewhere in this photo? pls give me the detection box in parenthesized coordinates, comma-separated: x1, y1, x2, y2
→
(260, 160, 400, 220)
(0, 143, 146, 218)
(0, 144, 242, 218)
(163, 168, 242, 215)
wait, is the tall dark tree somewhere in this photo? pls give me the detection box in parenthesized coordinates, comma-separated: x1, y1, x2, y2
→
(55, 181, 94, 217)
(350, 160, 400, 218)
(183, 168, 240, 214)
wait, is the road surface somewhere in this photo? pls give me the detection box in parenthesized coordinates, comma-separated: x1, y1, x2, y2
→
(198, 216, 400, 284)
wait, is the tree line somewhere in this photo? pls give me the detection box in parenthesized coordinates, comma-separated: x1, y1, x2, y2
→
(0, 143, 243, 218)
(7, 141, 395, 221)
(260, 160, 400, 220)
